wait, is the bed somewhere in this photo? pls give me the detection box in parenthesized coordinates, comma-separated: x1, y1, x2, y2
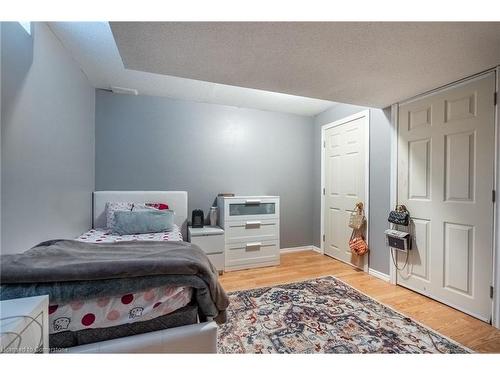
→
(0, 191, 226, 354)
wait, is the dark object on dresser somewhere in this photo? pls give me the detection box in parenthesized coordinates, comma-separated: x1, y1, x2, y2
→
(191, 209, 204, 228)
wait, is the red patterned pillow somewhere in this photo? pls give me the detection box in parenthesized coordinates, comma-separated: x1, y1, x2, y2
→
(132, 203, 169, 211)
(145, 203, 169, 210)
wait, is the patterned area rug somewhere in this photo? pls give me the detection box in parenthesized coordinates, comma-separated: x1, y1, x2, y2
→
(217, 276, 471, 353)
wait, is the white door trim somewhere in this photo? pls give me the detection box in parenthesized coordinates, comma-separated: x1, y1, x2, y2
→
(390, 68, 499, 327)
(320, 110, 370, 272)
(493, 65, 500, 328)
(398, 67, 497, 106)
(389, 104, 398, 285)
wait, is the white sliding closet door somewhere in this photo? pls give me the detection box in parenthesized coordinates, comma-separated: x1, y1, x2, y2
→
(397, 72, 496, 321)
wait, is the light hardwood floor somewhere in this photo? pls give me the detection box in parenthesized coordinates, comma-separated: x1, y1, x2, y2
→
(219, 250, 500, 353)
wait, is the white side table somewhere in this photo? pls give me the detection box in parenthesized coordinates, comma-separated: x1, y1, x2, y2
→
(188, 226, 225, 274)
(0, 295, 49, 353)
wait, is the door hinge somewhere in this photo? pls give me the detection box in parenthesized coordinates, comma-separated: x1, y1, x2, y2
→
(323, 187, 325, 195)
(493, 190, 496, 203)
(490, 285, 494, 299)
(323, 234, 325, 242)
(494, 91, 498, 106)
(323, 140, 326, 148)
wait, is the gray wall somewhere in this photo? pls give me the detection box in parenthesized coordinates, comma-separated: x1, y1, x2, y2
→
(0, 21, 392, 269)
(95, 90, 315, 248)
(1, 22, 95, 254)
(313, 104, 392, 275)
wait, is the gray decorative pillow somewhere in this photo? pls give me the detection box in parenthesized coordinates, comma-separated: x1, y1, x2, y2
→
(112, 209, 175, 235)
(105, 202, 133, 229)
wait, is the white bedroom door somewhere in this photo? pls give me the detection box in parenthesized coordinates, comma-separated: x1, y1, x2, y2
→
(323, 111, 368, 271)
(397, 72, 496, 321)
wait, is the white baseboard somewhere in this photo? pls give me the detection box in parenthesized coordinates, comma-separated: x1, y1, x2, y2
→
(280, 245, 324, 255)
(280, 246, 313, 254)
(311, 246, 323, 254)
(368, 268, 390, 282)
(280, 249, 387, 282)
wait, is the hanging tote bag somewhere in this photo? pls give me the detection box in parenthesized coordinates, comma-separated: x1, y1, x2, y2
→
(349, 230, 369, 256)
(348, 202, 365, 230)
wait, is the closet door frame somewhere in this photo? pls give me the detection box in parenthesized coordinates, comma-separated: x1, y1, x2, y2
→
(320, 109, 370, 272)
(389, 67, 500, 328)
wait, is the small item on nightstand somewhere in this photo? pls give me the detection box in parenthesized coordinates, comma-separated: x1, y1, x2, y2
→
(217, 193, 235, 197)
(209, 206, 217, 226)
(191, 209, 204, 228)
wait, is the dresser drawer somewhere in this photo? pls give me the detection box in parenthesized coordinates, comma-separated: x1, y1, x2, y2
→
(220, 197, 279, 223)
(225, 219, 278, 243)
(225, 240, 279, 271)
(189, 233, 224, 255)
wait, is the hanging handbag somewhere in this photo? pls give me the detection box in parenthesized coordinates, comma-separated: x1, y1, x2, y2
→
(348, 202, 365, 230)
(349, 230, 369, 256)
(388, 205, 410, 226)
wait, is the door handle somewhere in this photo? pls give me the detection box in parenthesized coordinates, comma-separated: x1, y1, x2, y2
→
(245, 221, 261, 229)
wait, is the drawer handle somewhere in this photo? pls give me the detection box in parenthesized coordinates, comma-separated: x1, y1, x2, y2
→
(246, 242, 262, 251)
(245, 199, 261, 205)
(245, 221, 261, 229)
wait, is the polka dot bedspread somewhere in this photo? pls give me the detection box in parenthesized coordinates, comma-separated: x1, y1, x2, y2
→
(48, 225, 191, 335)
(49, 285, 192, 334)
(76, 224, 184, 243)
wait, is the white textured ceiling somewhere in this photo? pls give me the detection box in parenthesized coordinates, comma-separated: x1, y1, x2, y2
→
(110, 22, 500, 108)
(48, 22, 335, 116)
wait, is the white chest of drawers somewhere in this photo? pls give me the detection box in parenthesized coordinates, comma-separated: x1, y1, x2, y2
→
(0, 295, 49, 353)
(217, 196, 280, 271)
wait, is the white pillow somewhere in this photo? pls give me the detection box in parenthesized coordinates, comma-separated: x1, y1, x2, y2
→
(132, 203, 156, 211)
(105, 202, 133, 229)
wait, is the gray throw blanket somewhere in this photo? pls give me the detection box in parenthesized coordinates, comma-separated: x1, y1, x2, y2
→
(0, 240, 229, 323)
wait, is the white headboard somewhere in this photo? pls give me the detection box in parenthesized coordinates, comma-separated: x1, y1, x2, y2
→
(93, 191, 188, 234)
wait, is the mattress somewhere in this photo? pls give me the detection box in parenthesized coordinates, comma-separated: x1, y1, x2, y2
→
(56, 224, 193, 347)
(48, 285, 193, 335)
(76, 224, 183, 243)
(50, 304, 199, 349)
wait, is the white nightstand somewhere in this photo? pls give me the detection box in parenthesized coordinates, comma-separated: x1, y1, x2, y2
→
(0, 295, 49, 353)
(188, 226, 225, 274)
